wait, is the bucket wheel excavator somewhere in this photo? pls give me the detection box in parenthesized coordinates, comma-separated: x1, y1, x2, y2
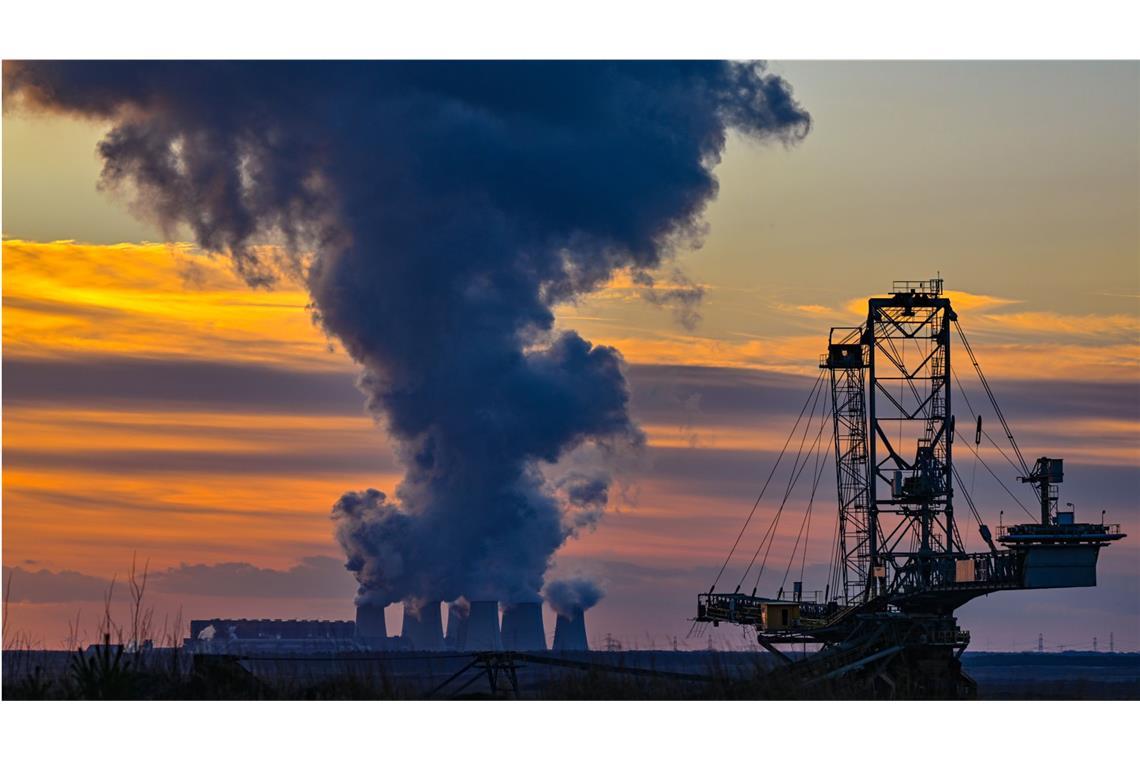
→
(695, 278, 1125, 697)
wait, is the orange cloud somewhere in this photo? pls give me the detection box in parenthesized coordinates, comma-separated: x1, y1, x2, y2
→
(839, 289, 1021, 318)
(607, 288, 1140, 381)
(2, 402, 404, 576)
(3, 239, 1136, 627)
(3, 239, 345, 371)
(11, 241, 1132, 382)
(973, 310, 1140, 340)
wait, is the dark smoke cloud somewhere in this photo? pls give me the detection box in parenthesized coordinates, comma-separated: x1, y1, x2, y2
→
(632, 269, 706, 330)
(561, 474, 610, 510)
(555, 472, 612, 535)
(5, 61, 810, 607)
(544, 576, 605, 617)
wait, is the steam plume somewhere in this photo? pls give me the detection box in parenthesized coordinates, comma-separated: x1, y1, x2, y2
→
(544, 576, 605, 617)
(5, 61, 810, 606)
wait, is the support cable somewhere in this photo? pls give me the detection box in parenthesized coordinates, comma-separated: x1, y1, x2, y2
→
(731, 370, 826, 592)
(781, 418, 830, 596)
(799, 454, 825, 590)
(958, 431, 1036, 521)
(952, 366, 1024, 479)
(737, 400, 824, 594)
(707, 370, 825, 593)
(742, 383, 829, 592)
(743, 385, 831, 593)
(950, 464, 986, 528)
(954, 322, 1031, 477)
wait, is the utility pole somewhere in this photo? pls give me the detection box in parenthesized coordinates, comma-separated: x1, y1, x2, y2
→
(1110, 632, 1114, 653)
(1038, 633, 1044, 653)
(1093, 636, 1098, 652)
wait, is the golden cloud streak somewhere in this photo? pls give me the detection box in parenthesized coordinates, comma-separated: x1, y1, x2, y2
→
(3, 239, 346, 371)
(4, 240, 1136, 583)
(8, 240, 1136, 381)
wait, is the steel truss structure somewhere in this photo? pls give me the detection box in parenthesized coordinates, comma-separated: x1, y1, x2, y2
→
(696, 278, 1125, 697)
(861, 280, 960, 604)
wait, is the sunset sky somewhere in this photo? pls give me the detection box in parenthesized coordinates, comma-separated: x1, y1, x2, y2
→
(3, 61, 1138, 651)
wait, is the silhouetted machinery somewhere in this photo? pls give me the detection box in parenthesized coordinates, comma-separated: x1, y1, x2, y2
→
(696, 278, 1125, 697)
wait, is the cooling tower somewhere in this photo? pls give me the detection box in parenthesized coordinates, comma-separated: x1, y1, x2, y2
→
(444, 602, 469, 651)
(355, 602, 389, 648)
(400, 601, 445, 650)
(552, 607, 589, 651)
(463, 600, 502, 651)
(500, 601, 546, 651)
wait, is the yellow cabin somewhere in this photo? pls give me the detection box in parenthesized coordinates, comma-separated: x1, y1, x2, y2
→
(955, 559, 976, 583)
(760, 601, 800, 631)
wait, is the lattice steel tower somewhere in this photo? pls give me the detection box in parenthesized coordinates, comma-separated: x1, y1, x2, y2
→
(697, 276, 1126, 697)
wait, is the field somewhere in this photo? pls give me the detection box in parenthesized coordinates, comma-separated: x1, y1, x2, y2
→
(4, 647, 1138, 700)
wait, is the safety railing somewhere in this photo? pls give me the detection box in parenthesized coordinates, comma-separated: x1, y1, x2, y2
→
(890, 279, 943, 296)
(998, 522, 1123, 539)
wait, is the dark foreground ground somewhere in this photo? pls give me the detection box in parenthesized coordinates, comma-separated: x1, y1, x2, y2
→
(4, 648, 1139, 699)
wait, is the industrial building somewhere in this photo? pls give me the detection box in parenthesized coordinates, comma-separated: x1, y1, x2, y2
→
(189, 598, 590, 654)
(444, 601, 468, 650)
(461, 601, 503, 651)
(500, 602, 547, 651)
(186, 618, 357, 653)
(355, 602, 388, 644)
(552, 607, 589, 651)
(401, 602, 445, 650)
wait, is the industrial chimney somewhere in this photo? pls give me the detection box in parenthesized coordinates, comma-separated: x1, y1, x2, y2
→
(444, 600, 469, 651)
(355, 602, 389, 649)
(463, 600, 502, 651)
(500, 601, 546, 651)
(552, 607, 589, 651)
(400, 601, 445, 650)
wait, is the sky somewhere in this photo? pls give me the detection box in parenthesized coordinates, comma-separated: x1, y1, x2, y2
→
(2, 61, 1138, 651)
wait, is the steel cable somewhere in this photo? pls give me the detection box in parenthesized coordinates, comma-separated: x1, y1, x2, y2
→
(742, 383, 831, 593)
(707, 370, 825, 593)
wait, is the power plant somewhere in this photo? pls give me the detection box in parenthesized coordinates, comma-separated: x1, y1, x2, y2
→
(190, 618, 354, 641)
(444, 601, 469, 650)
(187, 597, 593, 655)
(695, 278, 1127, 697)
(464, 600, 505, 651)
(185, 618, 356, 652)
(552, 607, 589, 651)
(500, 602, 547, 651)
(355, 602, 388, 645)
(400, 601, 445, 650)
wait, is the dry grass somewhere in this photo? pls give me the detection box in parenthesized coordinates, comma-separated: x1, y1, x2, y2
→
(4, 557, 1137, 699)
